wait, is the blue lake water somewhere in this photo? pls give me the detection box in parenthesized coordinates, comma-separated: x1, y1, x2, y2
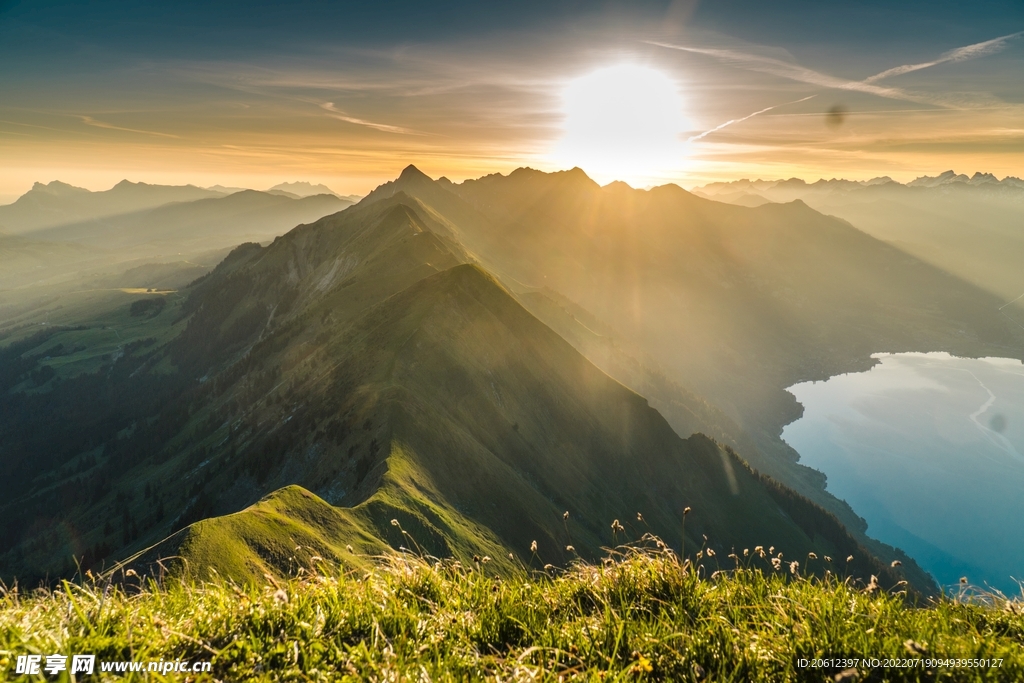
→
(782, 352, 1024, 594)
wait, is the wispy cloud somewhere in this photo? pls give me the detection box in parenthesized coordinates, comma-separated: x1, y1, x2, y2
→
(687, 95, 816, 143)
(649, 42, 933, 105)
(78, 115, 180, 138)
(651, 32, 1021, 108)
(864, 31, 1024, 83)
(320, 102, 428, 135)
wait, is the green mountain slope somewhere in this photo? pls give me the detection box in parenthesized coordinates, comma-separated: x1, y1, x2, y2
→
(127, 486, 388, 583)
(0, 190, 906, 592)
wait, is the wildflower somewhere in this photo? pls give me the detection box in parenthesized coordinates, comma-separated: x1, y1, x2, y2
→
(743, 548, 749, 557)
(566, 545, 575, 552)
(611, 519, 625, 533)
(481, 556, 491, 564)
(390, 519, 399, 527)
(543, 564, 554, 571)
(824, 556, 832, 563)
(473, 555, 481, 563)
(847, 555, 854, 563)
(807, 552, 817, 560)
(636, 512, 644, 521)
(683, 507, 692, 516)
(771, 558, 782, 570)
(346, 544, 354, 552)
(789, 561, 799, 576)
(891, 560, 902, 568)
(125, 569, 138, 578)
(563, 511, 569, 520)
(530, 540, 538, 553)
(960, 576, 968, 584)
(273, 589, 289, 604)
(768, 546, 774, 554)
(706, 548, 715, 557)
(508, 553, 515, 561)
(865, 575, 879, 594)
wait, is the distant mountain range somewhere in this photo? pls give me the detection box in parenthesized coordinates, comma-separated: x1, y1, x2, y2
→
(0, 181, 356, 290)
(695, 171, 1024, 302)
(697, 170, 1024, 196)
(5, 165, 1023, 595)
(0, 180, 224, 234)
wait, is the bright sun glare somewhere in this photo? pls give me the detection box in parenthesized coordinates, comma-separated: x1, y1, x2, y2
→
(552, 64, 689, 185)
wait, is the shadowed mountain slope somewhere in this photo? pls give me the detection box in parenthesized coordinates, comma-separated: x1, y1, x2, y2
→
(362, 166, 1024, 467)
(351, 166, 1024, 591)
(0, 191, 907, 591)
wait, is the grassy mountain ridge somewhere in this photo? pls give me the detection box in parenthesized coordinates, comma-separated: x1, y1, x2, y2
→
(0, 188, 910, 593)
(163, 256, 904, 585)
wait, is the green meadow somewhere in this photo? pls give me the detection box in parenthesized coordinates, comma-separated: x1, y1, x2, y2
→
(2, 542, 1022, 681)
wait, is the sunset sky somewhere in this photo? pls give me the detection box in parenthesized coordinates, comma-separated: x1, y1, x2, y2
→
(2, 0, 1022, 200)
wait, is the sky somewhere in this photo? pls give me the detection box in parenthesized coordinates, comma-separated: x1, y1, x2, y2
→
(1, 0, 1023, 200)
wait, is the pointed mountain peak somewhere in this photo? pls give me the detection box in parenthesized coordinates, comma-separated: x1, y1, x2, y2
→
(399, 164, 432, 182)
(565, 167, 595, 183)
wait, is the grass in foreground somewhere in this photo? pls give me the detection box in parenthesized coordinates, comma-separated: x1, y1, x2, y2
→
(1, 543, 1022, 681)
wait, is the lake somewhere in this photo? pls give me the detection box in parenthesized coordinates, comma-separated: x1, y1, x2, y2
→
(782, 352, 1024, 594)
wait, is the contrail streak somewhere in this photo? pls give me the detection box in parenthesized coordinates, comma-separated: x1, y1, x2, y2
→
(650, 30, 1021, 108)
(320, 102, 427, 136)
(686, 95, 816, 143)
(649, 41, 920, 103)
(864, 31, 1024, 83)
(78, 116, 180, 138)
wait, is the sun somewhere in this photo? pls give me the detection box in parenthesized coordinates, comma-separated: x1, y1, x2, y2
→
(551, 64, 689, 185)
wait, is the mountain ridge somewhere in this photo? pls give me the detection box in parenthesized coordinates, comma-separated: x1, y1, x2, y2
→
(0, 185, 913, 592)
